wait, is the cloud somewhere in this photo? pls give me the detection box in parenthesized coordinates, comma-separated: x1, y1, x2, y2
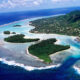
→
(33, 1, 39, 5)
(33, 0, 43, 5)
(0, 0, 78, 11)
(0, 0, 15, 8)
(52, 0, 75, 3)
(0, 0, 43, 9)
(52, 0, 61, 2)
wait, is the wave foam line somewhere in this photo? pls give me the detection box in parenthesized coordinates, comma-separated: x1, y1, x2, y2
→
(73, 66, 80, 74)
(0, 58, 60, 71)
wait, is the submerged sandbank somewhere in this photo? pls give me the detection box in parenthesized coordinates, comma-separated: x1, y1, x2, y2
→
(0, 15, 80, 72)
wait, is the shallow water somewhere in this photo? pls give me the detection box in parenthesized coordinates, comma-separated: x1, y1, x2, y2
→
(0, 16, 80, 66)
(0, 15, 80, 80)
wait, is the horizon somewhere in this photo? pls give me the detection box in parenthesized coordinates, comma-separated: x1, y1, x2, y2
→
(0, 0, 80, 13)
(0, 6, 80, 14)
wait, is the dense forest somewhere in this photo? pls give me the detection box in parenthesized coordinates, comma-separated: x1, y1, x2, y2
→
(4, 34, 39, 43)
(4, 31, 16, 34)
(4, 31, 10, 34)
(28, 39, 70, 63)
(30, 10, 80, 36)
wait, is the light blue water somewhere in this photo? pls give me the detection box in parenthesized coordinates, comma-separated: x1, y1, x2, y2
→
(0, 15, 80, 80)
(0, 16, 80, 60)
(0, 16, 80, 71)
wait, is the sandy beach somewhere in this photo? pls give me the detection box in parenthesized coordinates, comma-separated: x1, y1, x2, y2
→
(0, 16, 80, 73)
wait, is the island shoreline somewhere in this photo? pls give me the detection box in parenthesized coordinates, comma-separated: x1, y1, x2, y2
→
(0, 14, 79, 73)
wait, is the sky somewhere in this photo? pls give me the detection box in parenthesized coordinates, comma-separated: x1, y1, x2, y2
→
(0, 0, 80, 12)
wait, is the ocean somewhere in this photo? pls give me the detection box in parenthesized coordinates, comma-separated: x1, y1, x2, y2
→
(0, 57, 80, 80)
(0, 7, 80, 26)
(0, 7, 80, 80)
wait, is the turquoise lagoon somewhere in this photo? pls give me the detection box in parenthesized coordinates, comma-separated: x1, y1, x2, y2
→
(0, 16, 80, 72)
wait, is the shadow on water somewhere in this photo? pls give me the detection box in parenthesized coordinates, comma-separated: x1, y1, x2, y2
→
(0, 57, 80, 80)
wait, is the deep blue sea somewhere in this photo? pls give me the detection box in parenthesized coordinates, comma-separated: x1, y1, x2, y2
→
(0, 7, 80, 80)
(0, 57, 80, 80)
(0, 7, 80, 26)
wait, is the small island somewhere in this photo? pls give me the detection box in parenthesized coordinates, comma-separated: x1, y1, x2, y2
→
(14, 25, 22, 27)
(28, 39, 70, 63)
(12, 32, 16, 34)
(4, 31, 10, 34)
(4, 34, 40, 43)
(4, 31, 16, 34)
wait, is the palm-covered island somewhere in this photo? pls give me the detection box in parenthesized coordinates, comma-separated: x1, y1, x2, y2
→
(5, 10, 80, 63)
(4, 34, 39, 43)
(4, 31, 10, 34)
(4, 31, 16, 34)
(28, 10, 80, 63)
(4, 34, 70, 63)
(28, 39, 70, 63)
(30, 10, 80, 36)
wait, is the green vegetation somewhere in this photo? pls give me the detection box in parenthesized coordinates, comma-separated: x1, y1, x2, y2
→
(30, 10, 80, 36)
(14, 25, 22, 27)
(4, 34, 39, 43)
(4, 31, 16, 34)
(4, 31, 10, 34)
(12, 32, 16, 34)
(28, 39, 70, 63)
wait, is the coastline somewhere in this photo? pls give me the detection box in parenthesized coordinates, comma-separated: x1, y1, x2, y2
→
(26, 38, 71, 63)
(26, 47, 44, 62)
(0, 45, 61, 71)
(0, 14, 64, 28)
(0, 19, 28, 27)
(0, 14, 80, 73)
(0, 57, 60, 71)
(73, 66, 80, 74)
(26, 17, 80, 73)
(29, 23, 78, 38)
